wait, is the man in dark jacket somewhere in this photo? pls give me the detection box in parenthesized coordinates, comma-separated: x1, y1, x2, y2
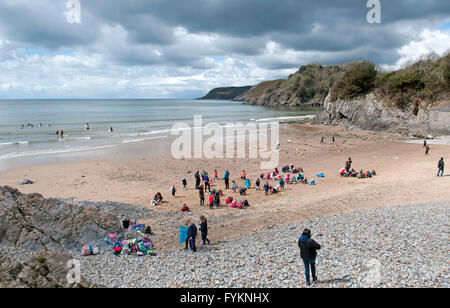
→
(187, 220, 198, 252)
(345, 157, 352, 173)
(195, 171, 201, 189)
(437, 158, 445, 176)
(298, 228, 321, 285)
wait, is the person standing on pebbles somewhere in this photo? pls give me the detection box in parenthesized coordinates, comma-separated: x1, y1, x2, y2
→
(199, 215, 210, 245)
(298, 228, 321, 286)
(186, 219, 198, 252)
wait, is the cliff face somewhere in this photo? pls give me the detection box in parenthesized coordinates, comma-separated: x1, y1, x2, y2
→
(199, 86, 252, 100)
(314, 92, 431, 136)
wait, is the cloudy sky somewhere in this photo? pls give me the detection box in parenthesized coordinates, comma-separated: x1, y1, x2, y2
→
(0, 0, 449, 99)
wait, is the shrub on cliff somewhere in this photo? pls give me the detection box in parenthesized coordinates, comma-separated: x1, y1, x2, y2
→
(330, 62, 377, 101)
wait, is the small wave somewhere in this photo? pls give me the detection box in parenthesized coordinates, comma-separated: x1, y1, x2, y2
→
(0, 144, 118, 160)
(121, 135, 168, 144)
(255, 115, 316, 122)
(0, 141, 30, 146)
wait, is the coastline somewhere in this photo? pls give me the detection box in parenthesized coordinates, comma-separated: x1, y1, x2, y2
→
(1, 123, 449, 252)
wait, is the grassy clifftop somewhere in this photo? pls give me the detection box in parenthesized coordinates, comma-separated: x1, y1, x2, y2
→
(235, 63, 354, 106)
(234, 54, 450, 111)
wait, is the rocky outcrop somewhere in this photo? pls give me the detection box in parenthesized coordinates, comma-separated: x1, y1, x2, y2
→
(199, 86, 252, 100)
(0, 250, 89, 288)
(235, 63, 350, 107)
(0, 186, 123, 253)
(314, 93, 431, 136)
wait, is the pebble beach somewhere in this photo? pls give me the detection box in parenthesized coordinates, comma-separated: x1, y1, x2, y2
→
(79, 202, 449, 288)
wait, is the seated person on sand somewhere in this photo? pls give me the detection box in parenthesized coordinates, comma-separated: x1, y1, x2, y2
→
(226, 196, 233, 204)
(241, 170, 247, 179)
(180, 203, 190, 211)
(239, 188, 247, 196)
(152, 192, 163, 205)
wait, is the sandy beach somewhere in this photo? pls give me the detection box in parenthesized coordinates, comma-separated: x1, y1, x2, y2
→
(1, 123, 449, 252)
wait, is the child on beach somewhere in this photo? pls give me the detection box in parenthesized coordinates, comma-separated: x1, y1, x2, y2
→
(255, 178, 261, 191)
(180, 203, 190, 212)
(214, 169, 218, 180)
(208, 194, 214, 209)
(182, 177, 187, 190)
(232, 180, 238, 193)
(241, 170, 247, 179)
(199, 216, 210, 245)
(171, 185, 176, 197)
(279, 178, 285, 190)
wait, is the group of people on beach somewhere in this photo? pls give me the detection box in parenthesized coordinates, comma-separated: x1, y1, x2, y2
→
(158, 163, 310, 212)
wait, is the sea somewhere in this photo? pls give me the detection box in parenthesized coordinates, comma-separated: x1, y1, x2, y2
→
(0, 99, 321, 161)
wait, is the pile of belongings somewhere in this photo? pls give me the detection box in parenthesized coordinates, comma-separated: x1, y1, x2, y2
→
(81, 245, 100, 256)
(230, 199, 250, 209)
(122, 219, 152, 234)
(104, 230, 156, 257)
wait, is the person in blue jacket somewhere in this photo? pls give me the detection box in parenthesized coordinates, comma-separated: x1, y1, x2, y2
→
(224, 170, 230, 189)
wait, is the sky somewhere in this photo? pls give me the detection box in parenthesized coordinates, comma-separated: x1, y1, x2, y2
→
(0, 0, 449, 99)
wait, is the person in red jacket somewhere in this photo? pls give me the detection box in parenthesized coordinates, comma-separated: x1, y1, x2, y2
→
(209, 194, 214, 209)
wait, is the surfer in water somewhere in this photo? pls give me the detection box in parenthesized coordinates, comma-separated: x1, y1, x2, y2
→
(60, 130, 64, 138)
(109, 127, 113, 133)
(85, 123, 90, 131)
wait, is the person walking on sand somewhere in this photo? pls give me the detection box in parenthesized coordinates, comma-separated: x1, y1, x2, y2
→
(195, 171, 201, 189)
(171, 185, 176, 197)
(425, 145, 430, 155)
(345, 157, 352, 173)
(224, 170, 230, 190)
(437, 158, 445, 177)
(199, 184, 205, 206)
(199, 215, 210, 245)
(187, 219, 197, 252)
(298, 228, 321, 286)
(214, 169, 219, 180)
(423, 139, 427, 148)
(182, 177, 187, 190)
(203, 173, 211, 192)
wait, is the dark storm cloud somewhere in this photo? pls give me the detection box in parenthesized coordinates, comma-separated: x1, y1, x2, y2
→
(0, 0, 449, 69)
